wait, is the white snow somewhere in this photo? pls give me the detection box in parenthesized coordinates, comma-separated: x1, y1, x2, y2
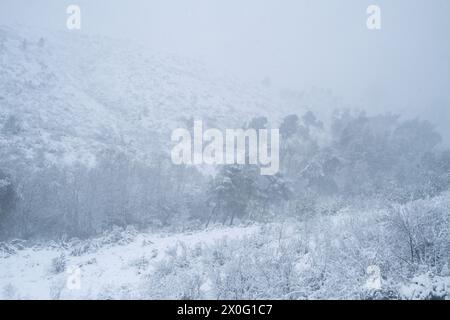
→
(0, 225, 259, 299)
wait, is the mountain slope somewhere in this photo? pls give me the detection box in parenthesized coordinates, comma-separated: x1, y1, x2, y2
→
(0, 26, 293, 171)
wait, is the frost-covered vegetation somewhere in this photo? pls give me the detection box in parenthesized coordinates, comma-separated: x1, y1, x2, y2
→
(145, 207, 450, 300)
(2, 110, 449, 242)
(1, 202, 449, 299)
(1, 27, 449, 299)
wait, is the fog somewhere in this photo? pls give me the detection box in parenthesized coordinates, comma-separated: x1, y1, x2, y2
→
(2, 1, 450, 300)
(1, 0, 450, 138)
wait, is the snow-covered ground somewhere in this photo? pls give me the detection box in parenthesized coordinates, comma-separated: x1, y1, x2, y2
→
(0, 225, 259, 299)
(2, 220, 449, 300)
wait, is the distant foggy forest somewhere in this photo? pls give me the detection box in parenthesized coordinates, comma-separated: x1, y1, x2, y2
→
(2, 110, 450, 241)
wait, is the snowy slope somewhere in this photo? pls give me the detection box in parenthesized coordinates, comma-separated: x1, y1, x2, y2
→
(0, 26, 295, 171)
(2, 220, 448, 300)
(0, 225, 259, 299)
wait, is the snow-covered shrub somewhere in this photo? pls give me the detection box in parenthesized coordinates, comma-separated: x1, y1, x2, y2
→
(49, 253, 67, 274)
(70, 240, 99, 256)
(203, 227, 304, 299)
(10, 239, 26, 250)
(49, 278, 66, 300)
(385, 195, 450, 272)
(360, 277, 401, 300)
(100, 226, 137, 246)
(69, 226, 138, 256)
(98, 283, 139, 300)
(144, 242, 205, 299)
(2, 283, 17, 300)
(146, 267, 204, 300)
(399, 273, 449, 300)
(315, 195, 346, 216)
(129, 255, 150, 273)
(0, 242, 16, 257)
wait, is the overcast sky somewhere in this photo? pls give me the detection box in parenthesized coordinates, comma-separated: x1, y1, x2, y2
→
(1, 0, 450, 137)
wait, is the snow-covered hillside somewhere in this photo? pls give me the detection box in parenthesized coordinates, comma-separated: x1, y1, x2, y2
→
(0, 26, 297, 170)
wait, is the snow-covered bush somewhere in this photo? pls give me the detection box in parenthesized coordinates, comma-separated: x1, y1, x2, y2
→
(49, 253, 67, 274)
(385, 194, 450, 273)
(144, 242, 205, 299)
(70, 239, 100, 256)
(0, 242, 16, 257)
(399, 273, 449, 300)
(129, 255, 150, 273)
(2, 283, 17, 300)
(202, 227, 305, 299)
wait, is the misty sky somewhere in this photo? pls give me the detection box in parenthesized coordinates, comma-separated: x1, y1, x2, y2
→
(1, 0, 450, 139)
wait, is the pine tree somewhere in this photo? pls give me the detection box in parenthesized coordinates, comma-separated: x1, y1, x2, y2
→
(0, 170, 17, 238)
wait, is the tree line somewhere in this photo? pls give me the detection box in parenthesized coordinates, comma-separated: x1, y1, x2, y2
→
(1, 110, 450, 240)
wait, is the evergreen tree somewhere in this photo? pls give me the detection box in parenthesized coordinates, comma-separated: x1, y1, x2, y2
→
(0, 170, 17, 238)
